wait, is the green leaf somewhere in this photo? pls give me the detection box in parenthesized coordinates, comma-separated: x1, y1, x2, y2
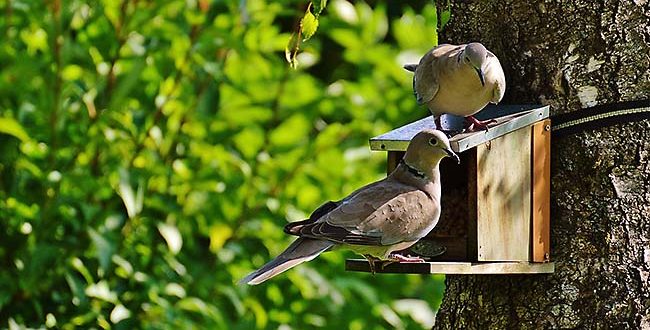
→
(440, 9, 451, 30)
(85, 280, 118, 303)
(0, 117, 30, 142)
(301, 9, 319, 41)
(209, 224, 233, 252)
(233, 126, 265, 159)
(88, 229, 115, 271)
(110, 304, 131, 324)
(65, 272, 88, 306)
(313, 0, 328, 15)
(117, 168, 143, 219)
(269, 114, 311, 148)
(158, 223, 183, 255)
(61, 65, 84, 81)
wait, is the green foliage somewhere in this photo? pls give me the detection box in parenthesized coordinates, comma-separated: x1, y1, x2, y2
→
(0, 0, 445, 328)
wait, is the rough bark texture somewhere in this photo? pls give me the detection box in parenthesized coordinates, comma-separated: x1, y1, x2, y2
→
(435, 1, 650, 329)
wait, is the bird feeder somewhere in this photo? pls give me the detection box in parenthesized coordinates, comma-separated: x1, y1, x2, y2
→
(346, 104, 554, 274)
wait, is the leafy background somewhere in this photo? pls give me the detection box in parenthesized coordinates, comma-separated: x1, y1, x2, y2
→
(0, 0, 447, 328)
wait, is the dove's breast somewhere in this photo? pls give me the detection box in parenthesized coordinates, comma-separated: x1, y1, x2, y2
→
(427, 66, 496, 116)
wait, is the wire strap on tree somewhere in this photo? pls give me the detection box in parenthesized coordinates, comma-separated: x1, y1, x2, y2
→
(551, 99, 650, 138)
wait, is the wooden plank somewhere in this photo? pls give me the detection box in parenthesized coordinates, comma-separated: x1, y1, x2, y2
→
(449, 106, 549, 152)
(386, 151, 404, 175)
(407, 237, 468, 261)
(476, 127, 531, 261)
(345, 260, 555, 274)
(466, 148, 478, 261)
(531, 120, 551, 262)
(369, 105, 549, 152)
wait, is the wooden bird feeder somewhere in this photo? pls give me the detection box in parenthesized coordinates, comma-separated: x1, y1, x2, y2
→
(346, 104, 554, 274)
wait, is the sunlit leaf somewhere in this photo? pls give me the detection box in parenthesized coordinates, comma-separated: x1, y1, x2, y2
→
(62, 65, 84, 81)
(209, 224, 233, 253)
(20, 27, 48, 55)
(331, 0, 358, 24)
(117, 168, 143, 219)
(85, 281, 117, 303)
(375, 304, 403, 329)
(0, 117, 30, 142)
(301, 7, 319, 41)
(110, 304, 131, 324)
(269, 114, 311, 147)
(393, 299, 436, 329)
(164, 283, 186, 298)
(158, 223, 183, 254)
(245, 298, 268, 329)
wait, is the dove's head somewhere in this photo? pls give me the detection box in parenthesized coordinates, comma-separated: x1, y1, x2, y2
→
(463, 42, 489, 86)
(404, 129, 460, 173)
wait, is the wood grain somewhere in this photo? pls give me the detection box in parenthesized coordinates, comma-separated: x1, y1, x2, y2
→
(386, 151, 404, 175)
(345, 259, 555, 274)
(531, 120, 551, 262)
(476, 127, 531, 261)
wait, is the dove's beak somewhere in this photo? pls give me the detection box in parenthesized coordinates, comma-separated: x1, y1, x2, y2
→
(475, 67, 485, 86)
(444, 148, 460, 164)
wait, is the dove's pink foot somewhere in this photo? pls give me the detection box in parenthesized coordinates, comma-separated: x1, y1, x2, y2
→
(464, 115, 497, 132)
(380, 253, 425, 270)
(388, 253, 425, 263)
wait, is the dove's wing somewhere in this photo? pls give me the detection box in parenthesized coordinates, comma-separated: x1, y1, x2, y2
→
(293, 179, 437, 246)
(486, 50, 506, 104)
(413, 44, 463, 105)
(283, 181, 386, 236)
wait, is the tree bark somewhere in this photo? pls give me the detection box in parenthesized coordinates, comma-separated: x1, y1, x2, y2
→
(435, 1, 650, 328)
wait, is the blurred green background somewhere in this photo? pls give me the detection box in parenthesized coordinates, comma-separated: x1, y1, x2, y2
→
(0, 0, 447, 328)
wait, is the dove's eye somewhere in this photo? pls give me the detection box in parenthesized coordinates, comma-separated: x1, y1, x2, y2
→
(429, 138, 438, 146)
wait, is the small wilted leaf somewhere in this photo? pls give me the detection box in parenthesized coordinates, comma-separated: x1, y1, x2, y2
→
(285, 31, 301, 68)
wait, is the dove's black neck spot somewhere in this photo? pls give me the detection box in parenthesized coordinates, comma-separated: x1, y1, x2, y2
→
(400, 159, 426, 179)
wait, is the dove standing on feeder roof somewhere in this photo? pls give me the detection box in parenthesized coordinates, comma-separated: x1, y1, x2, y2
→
(404, 42, 506, 132)
(240, 129, 459, 285)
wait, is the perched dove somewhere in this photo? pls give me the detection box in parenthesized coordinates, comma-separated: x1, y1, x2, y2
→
(404, 42, 506, 132)
(240, 129, 459, 285)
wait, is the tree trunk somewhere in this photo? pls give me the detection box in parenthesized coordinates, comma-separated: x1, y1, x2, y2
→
(435, 1, 650, 328)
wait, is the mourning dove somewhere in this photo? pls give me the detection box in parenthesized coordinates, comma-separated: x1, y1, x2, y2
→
(404, 42, 506, 131)
(240, 129, 459, 285)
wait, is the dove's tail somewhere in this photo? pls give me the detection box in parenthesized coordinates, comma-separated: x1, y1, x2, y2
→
(403, 64, 418, 72)
(239, 238, 334, 285)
